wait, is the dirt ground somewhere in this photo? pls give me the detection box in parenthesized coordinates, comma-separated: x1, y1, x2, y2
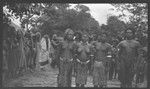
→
(3, 64, 147, 87)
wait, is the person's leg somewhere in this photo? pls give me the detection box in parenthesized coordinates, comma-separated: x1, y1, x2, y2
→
(109, 61, 115, 80)
(57, 60, 65, 87)
(99, 85, 104, 88)
(126, 65, 133, 87)
(92, 63, 99, 88)
(120, 63, 126, 88)
(114, 61, 118, 79)
(76, 83, 80, 87)
(66, 62, 73, 87)
(81, 84, 85, 87)
(109, 61, 112, 80)
(136, 72, 140, 85)
(94, 85, 98, 87)
(140, 73, 144, 83)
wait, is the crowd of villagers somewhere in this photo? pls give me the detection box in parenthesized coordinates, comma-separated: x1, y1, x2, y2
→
(3, 22, 148, 88)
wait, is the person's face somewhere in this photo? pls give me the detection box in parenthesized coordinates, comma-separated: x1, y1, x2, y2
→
(112, 41, 117, 46)
(67, 32, 74, 40)
(53, 35, 57, 39)
(97, 35, 101, 41)
(82, 35, 88, 42)
(101, 34, 106, 42)
(126, 30, 133, 39)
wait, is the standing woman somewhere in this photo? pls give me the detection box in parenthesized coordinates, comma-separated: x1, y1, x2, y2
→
(75, 34, 91, 87)
(72, 32, 82, 76)
(51, 34, 60, 68)
(92, 34, 112, 87)
(57, 28, 76, 87)
(2, 39, 8, 85)
(35, 32, 41, 70)
(39, 34, 50, 71)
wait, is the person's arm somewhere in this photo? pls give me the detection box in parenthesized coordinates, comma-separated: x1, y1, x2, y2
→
(107, 43, 112, 55)
(72, 42, 78, 61)
(135, 41, 142, 64)
(143, 47, 147, 59)
(116, 42, 123, 63)
(51, 40, 59, 49)
(137, 41, 142, 56)
(55, 42, 62, 60)
(48, 39, 51, 53)
(89, 44, 95, 68)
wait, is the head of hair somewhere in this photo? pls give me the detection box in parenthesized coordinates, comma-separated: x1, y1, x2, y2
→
(64, 28, 74, 40)
(74, 31, 82, 41)
(36, 32, 41, 42)
(81, 34, 89, 42)
(125, 26, 134, 34)
(65, 28, 74, 35)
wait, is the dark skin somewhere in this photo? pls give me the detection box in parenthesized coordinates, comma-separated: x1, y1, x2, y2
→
(77, 35, 91, 62)
(51, 34, 60, 49)
(75, 35, 92, 87)
(117, 30, 141, 63)
(57, 29, 77, 87)
(92, 35, 112, 62)
(58, 32, 76, 61)
(91, 34, 111, 87)
(117, 29, 141, 87)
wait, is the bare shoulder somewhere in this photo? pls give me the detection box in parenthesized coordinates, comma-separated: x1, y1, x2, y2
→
(132, 40, 140, 44)
(105, 43, 111, 48)
(73, 41, 78, 46)
(91, 41, 97, 45)
(142, 46, 147, 52)
(76, 42, 81, 46)
(118, 40, 126, 45)
(105, 42, 111, 46)
(117, 40, 126, 48)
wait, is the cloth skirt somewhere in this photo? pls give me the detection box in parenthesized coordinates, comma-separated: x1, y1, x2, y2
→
(93, 61, 107, 86)
(57, 59, 73, 87)
(75, 62, 88, 85)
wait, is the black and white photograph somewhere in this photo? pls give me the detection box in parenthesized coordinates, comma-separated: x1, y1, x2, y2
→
(2, 3, 148, 88)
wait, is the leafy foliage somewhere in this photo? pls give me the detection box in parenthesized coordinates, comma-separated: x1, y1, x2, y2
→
(111, 3, 148, 46)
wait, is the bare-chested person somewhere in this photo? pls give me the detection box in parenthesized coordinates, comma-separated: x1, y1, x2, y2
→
(57, 28, 76, 87)
(75, 34, 91, 87)
(2, 39, 8, 86)
(92, 34, 112, 87)
(109, 39, 119, 80)
(72, 32, 82, 76)
(117, 29, 141, 88)
(50, 34, 60, 68)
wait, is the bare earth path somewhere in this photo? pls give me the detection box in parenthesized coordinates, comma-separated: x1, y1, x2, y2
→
(4, 65, 147, 87)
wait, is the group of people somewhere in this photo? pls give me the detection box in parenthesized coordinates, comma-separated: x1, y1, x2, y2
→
(50, 28, 147, 87)
(3, 24, 147, 88)
(2, 24, 52, 85)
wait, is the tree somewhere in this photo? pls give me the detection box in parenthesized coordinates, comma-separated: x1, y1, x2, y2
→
(107, 15, 126, 38)
(3, 3, 100, 39)
(112, 3, 148, 45)
(35, 4, 100, 37)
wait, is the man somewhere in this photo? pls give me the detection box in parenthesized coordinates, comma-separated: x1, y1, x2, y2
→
(117, 28, 141, 87)
(92, 34, 112, 87)
(57, 28, 76, 87)
(135, 40, 147, 87)
(109, 39, 119, 80)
